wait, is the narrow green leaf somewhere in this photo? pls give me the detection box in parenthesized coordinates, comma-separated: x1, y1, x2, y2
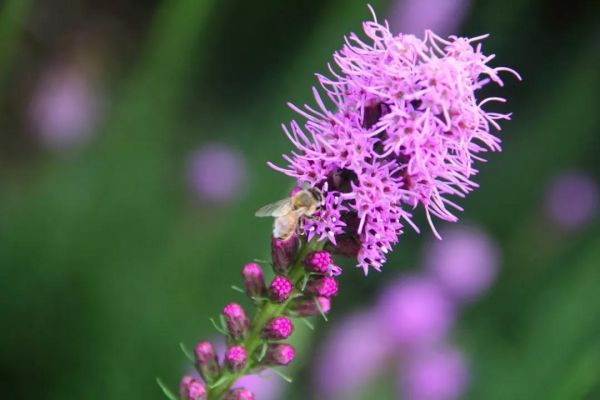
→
(156, 378, 179, 400)
(209, 318, 227, 335)
(267, 367, 293, 383)
(231, 285, 245, 294)
(315, 298, 328, 322)
(300, 318, 315, 330)
(179, 342, 194, 362)
(208, 374, 230, 389)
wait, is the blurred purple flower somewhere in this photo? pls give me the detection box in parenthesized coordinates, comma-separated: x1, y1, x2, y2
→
(211, 340, 284, 400)
(424, 225, 500, 302)
(29, 66, 102, 149)
(234, 372, 284, 400)
(312, 310, 390, 399)
(377, 275, 455, 348)
(187, 143, 247, 204)
(544, 171, 598, 232)
(400, 346, 469, 400)
(388, 0, 471, 36)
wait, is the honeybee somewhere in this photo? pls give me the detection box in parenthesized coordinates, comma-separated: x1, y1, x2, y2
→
(255, 188, 323, 240)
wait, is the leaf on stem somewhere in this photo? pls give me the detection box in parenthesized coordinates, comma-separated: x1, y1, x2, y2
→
(179, 342, 194, 361)
(267, 367, 294, 383)
(156, 378, 178, 400)
(209, 317, 227, 335)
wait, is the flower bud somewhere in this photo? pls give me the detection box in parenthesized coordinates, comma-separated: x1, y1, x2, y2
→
(194, 341, 220, 382)
(303, 250, 333, 274)
(224, 345, 247, 372)
(241, 262, 266, 298)
(269, 275, 293, 303)
(223, 303, 249, 341)
(271, 234, 299, 274)
(264, 343, 295, 366)
(223, 388, 255, 400)
(289, 295, 331, 316)
(180, 376, 207, 400)
(262, 316, 294, 340)
(306, 276, 339, 297)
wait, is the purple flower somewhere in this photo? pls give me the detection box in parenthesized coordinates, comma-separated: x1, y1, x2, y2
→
(377, 275, 454, 347)
(312, 310, 390, 398)
(424, 225, 499, 301)
(29, 65, 102, 149)
(544, 171, 598, 232)
(388, 0, 471, 36)
(234, 371, 284, 400)
(269, 8, 519, 273)
(187, 143, 247, 204)
(400, 346, 469, 400)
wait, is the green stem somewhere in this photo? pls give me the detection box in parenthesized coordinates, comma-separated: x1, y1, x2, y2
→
(207, 238, 322, 400)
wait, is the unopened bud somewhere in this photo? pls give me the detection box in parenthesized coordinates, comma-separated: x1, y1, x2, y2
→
(269, 275, 293, 303)
(224, 345, 247, 372)
(264, 343, 295, 366)
(306, 276, 339, 297)
(303, 250, 333, 274)
(271, 234, 299, 274)
(223, 388, 255, 400)
(194, 341, 220, 382)
(262, 316, 294, 340)
(223, 303, 249, 341)
(241, 262, 266, 298)
(180, 376, 207, 400)
(289, 295, 331, 316)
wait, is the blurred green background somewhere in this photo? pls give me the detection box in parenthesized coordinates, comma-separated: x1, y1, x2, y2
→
(0, 0, 599, 399)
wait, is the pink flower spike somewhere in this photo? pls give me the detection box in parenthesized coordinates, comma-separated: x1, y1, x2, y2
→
(262, 317, 294, 340)
(270, 8, 518, 272)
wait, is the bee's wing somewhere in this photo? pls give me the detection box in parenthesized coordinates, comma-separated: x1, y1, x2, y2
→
(255, 198, 293, 217)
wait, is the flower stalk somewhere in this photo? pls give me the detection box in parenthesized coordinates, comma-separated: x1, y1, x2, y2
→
(202, 237, 327, 400)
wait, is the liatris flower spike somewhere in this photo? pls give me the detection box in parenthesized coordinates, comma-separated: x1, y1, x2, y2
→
(162, 6, 518, 399)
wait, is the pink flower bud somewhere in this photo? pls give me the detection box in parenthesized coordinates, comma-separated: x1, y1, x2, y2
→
(262, 316, 294, 340)
(225, 345, 247, 372)
(271, 234, 299, 274)
(269, 275, 294, 302)
(194, 341, 220, 382)
(241, 263, 266, 298)
(223, 388, 255, 400)
(264, 343, 295, 366)
(303, 250, 333, 274)
(306, 276, 339, 297)
(223, 303, 249, 341)
(180, 376, 207, 400)
(289, 295, 331, 316)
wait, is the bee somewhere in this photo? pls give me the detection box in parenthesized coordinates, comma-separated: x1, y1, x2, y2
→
(255, 188, 323, 240)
